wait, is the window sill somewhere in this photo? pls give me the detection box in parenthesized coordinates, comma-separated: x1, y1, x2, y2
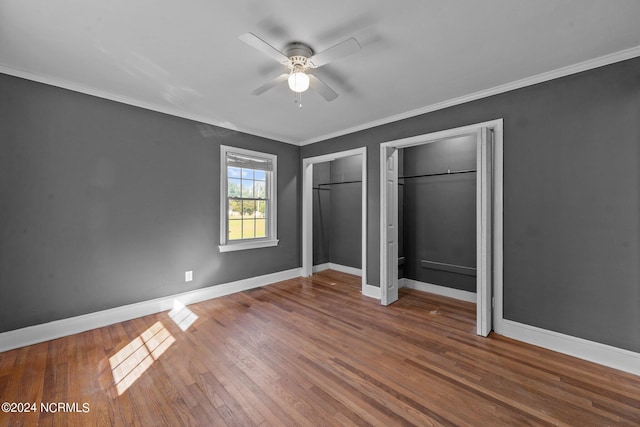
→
(218, 239, 279, 253)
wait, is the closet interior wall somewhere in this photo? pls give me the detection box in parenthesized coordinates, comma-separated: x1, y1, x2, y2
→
(400, 135, 477, 293)
(312, 155, 363, 270)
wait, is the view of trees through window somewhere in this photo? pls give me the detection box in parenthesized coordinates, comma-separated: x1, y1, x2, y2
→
(227, 166, 268, 240)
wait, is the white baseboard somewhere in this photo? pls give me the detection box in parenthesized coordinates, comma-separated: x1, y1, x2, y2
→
(0, 268, 302, 353)
(501, 319, 640, 376)
(400, 278, 476, 303)
(328, 263, 362, 276)
(362, 284, 381, 299)
(312, 263, 330, 273)
(313, 262, 362, 276)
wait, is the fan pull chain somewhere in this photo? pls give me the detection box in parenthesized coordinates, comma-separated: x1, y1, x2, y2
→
(294, 91, 303, 109)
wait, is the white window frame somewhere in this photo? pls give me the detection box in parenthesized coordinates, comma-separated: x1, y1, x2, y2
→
(219, 145, 278, 253)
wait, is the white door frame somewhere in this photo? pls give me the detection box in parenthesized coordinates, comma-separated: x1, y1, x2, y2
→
(379, 119, 504, 336)
(302, 147, 367, 292)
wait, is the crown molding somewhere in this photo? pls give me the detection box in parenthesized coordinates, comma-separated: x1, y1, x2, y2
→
(2, 44, 639, 148)
(299, 44, 640, 146)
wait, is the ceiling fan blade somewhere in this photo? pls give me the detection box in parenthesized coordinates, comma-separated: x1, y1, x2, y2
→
(239, 33, 291, 65)
(250, 73, 289, 96)
(308, 38, 360, 68)
(308, 74, 338, 102)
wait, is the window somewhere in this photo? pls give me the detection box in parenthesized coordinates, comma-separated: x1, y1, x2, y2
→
(219, 146, 278, 252)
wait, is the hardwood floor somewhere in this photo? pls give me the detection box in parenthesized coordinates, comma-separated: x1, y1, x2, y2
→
(1, 270, 639, 426)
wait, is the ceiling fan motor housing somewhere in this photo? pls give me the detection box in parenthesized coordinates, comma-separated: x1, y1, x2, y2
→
(285, 42, 314, 68)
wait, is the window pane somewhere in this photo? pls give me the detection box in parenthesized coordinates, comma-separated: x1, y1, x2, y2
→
(228, 178, 241, 197)
(228, 167, 241, 178)
(242, 219, 256, 239)
(254, 181, 266, 199)
(228, 199, 242, 217)
(256, 200, 266, 217)
(228, 219, 242, 240)
(243, 200, 256, 217)
(241, 168, 254, 180)
(254, 219, 266, 238)
(254, 170, 266, 180)
(242, 180, 254, 198)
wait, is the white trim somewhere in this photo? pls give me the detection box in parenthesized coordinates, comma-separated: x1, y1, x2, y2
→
(312, 263, 330, 273)
(476, 126, 492, 336)
(0, 268, 301, 353)
(360, 149, 368, 290)
(302, 147, 367, 294)
(302, 147, 366, 164)
(362, 284, 381, 299)
(299, 45, 640, 145)
(312, 263, 362, 276)
(218, 239, 278, 252)
(380, 120, 500, 149)
(400, 278, 476, 303)
(501, 320, 640, 376)
(328, 263, 362, 276)
(302, 163, 314, 277)
(492, 124, 504, 335)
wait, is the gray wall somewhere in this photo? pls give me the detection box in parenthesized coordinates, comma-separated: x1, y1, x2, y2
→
(401, 136, 476, 292)
(328, 155, 362, 269)
(312, 156, 362, 269)
(301, 57, 640, 353)
(0, 74, 300, 333)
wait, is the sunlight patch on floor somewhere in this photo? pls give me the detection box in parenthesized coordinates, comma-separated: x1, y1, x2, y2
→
(109, 321, 175, 395)
(168, 300, 198, 331)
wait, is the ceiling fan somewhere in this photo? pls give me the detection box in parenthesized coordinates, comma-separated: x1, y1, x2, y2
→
(239, 32, 361, 102)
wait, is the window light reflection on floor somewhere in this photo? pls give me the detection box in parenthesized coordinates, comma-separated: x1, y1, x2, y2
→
(168, 300, 198, 331)
(109, 321, 175, 395)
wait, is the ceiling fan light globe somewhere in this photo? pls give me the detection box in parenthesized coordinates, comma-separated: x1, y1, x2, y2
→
(288, 72, 310, 93)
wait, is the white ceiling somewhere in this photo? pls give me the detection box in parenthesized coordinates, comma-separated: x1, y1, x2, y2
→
(1, 1, 640, 145)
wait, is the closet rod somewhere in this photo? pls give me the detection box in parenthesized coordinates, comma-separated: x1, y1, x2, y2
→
(399, 169, 476, 180)
(313, 180, 363, 190)
(316, 180, 363, 187)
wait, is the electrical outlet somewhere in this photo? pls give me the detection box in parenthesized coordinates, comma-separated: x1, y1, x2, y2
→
(185, 271, 193, 282)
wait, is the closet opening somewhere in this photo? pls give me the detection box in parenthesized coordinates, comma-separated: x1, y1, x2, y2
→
(380, 120, 503, 336)
(398, 134, 478, 303)
(302, 147, 368, 293)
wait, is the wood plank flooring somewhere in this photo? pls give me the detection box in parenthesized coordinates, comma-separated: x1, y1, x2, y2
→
(1, 270, 639, 426)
